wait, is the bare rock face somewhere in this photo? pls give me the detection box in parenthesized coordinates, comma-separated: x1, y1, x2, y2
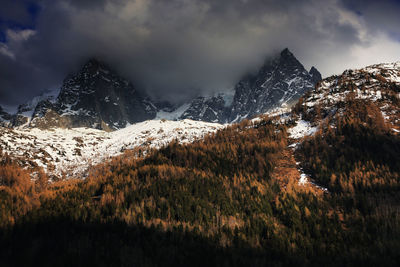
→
(309, 66, 322, 85)
(229, 48, 321, 122)
(180, 48, 322, 123)
(179, 94, 230, 123)
(0, 106, 13, 127)
(14, 59, 158, 130)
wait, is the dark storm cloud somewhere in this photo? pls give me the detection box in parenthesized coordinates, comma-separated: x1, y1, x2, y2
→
(1, 0, 400, 107)
(0, 0, 39, 32)
(342, 0, 400, 38)
(0, 1, 31, 27)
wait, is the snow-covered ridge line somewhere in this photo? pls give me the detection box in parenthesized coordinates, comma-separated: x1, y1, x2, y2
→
(0, 119, 224, 178)
(298, 60, 400, 132)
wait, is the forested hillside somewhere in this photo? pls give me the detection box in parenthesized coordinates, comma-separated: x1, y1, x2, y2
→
(1, 112, 399, 266)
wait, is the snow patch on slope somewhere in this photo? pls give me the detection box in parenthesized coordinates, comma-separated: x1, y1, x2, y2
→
(156, 103, 191, 120)
(288, 120, 318, 139)
(298, 173, 309, 185)
(0, 119, 224, 178)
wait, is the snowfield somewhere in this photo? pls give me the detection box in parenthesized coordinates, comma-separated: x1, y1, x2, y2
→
(0, 119, 224, 177)
(287, 120, 318, 139)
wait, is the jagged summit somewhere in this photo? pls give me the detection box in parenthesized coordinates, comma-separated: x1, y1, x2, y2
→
(280, 47, 292, 56)
(179, 48, 321, 123)
(229, 48, 320, 122)
(3, 49, 321, 129)
(75, 58, 123, 81)
(83, 57, 105, 67)
(8, 58, 157, 130)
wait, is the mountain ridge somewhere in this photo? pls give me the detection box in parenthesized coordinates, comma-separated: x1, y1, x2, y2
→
(0, 48, 321, 128)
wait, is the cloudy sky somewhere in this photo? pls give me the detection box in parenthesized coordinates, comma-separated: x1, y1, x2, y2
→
(1, 0, 400, 107)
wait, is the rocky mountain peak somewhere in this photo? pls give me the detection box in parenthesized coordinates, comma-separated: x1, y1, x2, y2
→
(84, 57, 104, 68)
(12, 59, 157, 130)
(179, 48, 322, 123)
(77, 58, 118, 80)
(228, 48, 321, 122)
(280, 47, 292, 57)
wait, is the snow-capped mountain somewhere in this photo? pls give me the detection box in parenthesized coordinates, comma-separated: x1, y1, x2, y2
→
(6, 59, 157, 130)
(179, 48, 321, 123)
(1, 60, 398, 180)
(0, 119, 224, 177)
(2, 48, 319, 128)
(229, 48, 320, 122)
(0, 48, 323, 179)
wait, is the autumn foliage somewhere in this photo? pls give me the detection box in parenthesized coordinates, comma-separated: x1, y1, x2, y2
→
(0, 109, 399, 266)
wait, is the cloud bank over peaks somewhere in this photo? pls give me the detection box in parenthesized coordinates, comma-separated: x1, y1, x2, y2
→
(0, 0, 400, 106)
